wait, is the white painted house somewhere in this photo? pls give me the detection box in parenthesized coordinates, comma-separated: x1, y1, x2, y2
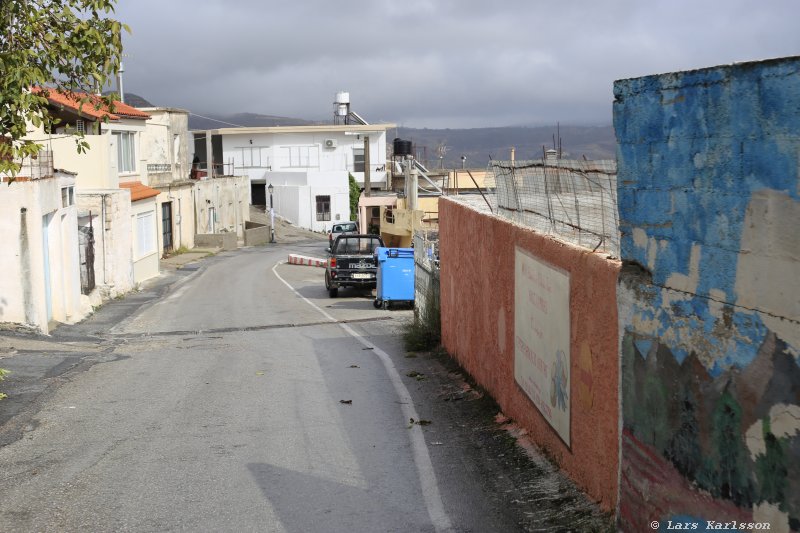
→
(139, 107, 197, 254)
(0, 162, 83, 334)
(35, 89, 160, 290)
(195, 124, 394, 233)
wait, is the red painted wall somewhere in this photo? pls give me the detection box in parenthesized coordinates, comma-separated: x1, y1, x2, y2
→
(439, 198, 621, 510)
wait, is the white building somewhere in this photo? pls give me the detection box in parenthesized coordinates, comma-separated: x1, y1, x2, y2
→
(0, 158, 84, 334)
(139, 107, 196, 253)
(194, 124, 395, 233)
(35, 89, 160, 289)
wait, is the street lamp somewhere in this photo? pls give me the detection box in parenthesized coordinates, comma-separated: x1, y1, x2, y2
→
(268, 183, 276, 243)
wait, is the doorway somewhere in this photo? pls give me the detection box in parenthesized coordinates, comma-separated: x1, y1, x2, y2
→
(162, 202, 173, 254)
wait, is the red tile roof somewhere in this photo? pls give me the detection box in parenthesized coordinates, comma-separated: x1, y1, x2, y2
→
(120, 181, 160, 202)
(32, 87, 150, 121)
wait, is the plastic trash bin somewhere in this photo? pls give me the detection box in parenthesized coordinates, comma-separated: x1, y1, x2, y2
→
(374, 247, 415, 309)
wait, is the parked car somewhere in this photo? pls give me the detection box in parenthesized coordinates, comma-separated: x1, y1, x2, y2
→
(325, 234, 385, 298)
(328, 221, 359, 247)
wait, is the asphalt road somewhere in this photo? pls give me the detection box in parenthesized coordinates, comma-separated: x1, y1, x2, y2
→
(0, 242, 611, 532)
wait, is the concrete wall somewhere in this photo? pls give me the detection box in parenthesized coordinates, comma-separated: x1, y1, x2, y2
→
(49, 118, 147, 190)
(195, 232, 237, 250)
(439, 197, 621, 510)
(614, 57, 800, 532)
(0, 174, 84, 333)
(140, 108, 191, 184)
(155, 183, 196, 252)
(50, 134, 115, 189)
(268, 170, 350, 231)
(243, 221, 269, 247)
(271, 174, 349, 233)
(77, 190, 134, 297)
(194, 176, 250, 237)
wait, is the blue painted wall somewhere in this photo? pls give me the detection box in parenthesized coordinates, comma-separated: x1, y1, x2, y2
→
(615, 57, 800, 532)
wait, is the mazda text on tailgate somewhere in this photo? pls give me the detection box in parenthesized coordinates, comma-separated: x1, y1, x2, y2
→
(325, 234, 385, 298)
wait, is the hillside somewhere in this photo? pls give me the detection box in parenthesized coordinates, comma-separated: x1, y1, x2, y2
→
(395, 125, 616, 168)
(183, 109, 615, 167)
(188, 112, 317, 130)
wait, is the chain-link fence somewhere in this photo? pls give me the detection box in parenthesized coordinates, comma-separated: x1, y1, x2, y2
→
(491, 158, 619, 256)
(412, 230, 440, 345)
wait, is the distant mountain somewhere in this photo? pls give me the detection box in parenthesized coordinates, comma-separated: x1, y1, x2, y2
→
(178, 108, 616, 166)
(102, 91, 153, 108)
(394, 125, 616, 168)
(188, 112, 318, 130)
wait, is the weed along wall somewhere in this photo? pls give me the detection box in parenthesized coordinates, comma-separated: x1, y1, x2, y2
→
(614, 57, 800, 532)
(438, 197, 621, 510)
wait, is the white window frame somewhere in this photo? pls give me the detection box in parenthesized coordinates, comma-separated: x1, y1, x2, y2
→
(353, 147, 365, 172)
(134, 210, 156, 259)
(61, 186, 74, 208)
(114, 131, 137, 173)
(280, 145, 319, 169)
(236, 146, 269, 168)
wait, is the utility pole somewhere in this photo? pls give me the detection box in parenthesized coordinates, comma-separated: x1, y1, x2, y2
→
(363, 135, 371, 197)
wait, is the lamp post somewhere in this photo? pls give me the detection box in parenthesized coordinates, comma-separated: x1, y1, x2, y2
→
(268, 183, 275, 243)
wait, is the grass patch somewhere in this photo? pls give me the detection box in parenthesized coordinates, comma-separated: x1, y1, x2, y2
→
(402, 320, 440, 352)
(402, 272, 441, 352)
(0, 367, 9, 400)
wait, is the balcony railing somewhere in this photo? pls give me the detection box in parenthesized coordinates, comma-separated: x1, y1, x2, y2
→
(147, 163, 171, 173)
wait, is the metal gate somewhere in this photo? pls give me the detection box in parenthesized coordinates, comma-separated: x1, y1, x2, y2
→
(78, 217, 95, 295)
(162, 202, 173, 253)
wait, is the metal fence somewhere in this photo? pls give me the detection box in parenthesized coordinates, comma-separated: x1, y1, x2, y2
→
(491, 158, 619, 256)
(413, 231, 440, 331)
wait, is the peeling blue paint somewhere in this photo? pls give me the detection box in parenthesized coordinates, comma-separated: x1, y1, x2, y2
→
(617, 57, 800, 531)
(615, 57, 800, 372)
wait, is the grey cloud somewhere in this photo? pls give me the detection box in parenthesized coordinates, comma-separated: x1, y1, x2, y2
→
(113, 0, 800, 128)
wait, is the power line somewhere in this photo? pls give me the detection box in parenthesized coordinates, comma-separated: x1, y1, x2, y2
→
(188, 113, 247, 128)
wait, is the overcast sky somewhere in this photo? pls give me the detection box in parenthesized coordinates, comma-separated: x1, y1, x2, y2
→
(113, 0, 799, 128)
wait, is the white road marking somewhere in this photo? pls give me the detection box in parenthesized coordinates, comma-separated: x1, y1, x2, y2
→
(271, 261, 454, 533)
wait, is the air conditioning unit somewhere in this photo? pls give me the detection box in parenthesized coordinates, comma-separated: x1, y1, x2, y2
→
(324, 139, 337, 149)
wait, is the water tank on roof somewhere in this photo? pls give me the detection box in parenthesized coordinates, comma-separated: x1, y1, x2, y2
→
(393, 138, 413, 157)
(334, 91, 350, 117)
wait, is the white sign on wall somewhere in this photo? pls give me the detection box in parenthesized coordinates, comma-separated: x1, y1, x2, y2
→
(514, 248, 571, 446)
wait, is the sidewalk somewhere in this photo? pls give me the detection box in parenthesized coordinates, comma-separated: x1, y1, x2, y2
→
(159, 247, 221, 271)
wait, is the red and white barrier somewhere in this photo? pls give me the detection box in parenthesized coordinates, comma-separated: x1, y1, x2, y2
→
(287, 254, 327, 268)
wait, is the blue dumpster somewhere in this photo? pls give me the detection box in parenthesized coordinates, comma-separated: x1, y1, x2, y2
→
(374, 247, 415, 309)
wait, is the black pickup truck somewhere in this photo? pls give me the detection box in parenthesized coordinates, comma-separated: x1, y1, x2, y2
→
(324, 234, 385, 297)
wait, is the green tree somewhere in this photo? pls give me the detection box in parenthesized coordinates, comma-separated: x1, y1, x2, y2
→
(0, 0, 128, 175)
(755, 418, 788, 507)
(665, 388, 702, 480)
(348, 173, 360, 221)
(704, 388, 752, 506)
